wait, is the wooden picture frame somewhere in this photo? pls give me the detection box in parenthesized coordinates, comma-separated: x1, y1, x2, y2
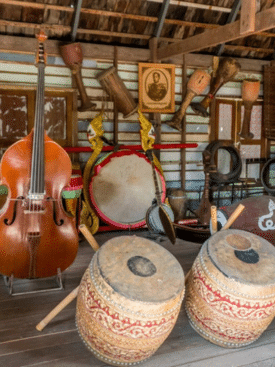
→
(138, 63, 175, 113)
(0, 87, 77, 153)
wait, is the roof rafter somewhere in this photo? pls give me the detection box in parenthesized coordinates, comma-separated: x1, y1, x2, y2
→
(157, 6, 275, 60)
(216, 0, 241, 56)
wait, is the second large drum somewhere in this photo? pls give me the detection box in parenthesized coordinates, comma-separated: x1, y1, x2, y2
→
(76, 235, 185, 366)
(185, 229, 275, 348)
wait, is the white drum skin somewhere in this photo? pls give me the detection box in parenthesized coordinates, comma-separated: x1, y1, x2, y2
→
(89, 150, 166, 229)
(76, 235, 185, 365)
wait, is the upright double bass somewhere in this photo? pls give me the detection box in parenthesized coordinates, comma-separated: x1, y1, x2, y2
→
(0, 31, 79, 279)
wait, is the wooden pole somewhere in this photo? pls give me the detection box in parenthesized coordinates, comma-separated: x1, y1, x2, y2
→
(113, 46, 119, 146)
(149, 37, 161, 161)
(181, 55, 187, 189)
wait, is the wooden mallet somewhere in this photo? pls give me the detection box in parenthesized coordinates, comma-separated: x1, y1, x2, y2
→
(220, 203, 245, 231)
(211, 205, 218, 234)
(36, 224, 99, 332)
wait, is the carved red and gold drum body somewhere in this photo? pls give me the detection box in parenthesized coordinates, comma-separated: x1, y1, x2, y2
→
(76, 235, 185, 365)
(185, 229, 275, 348)
(89, 149, 166, 229)
(210, 196, 275, 245)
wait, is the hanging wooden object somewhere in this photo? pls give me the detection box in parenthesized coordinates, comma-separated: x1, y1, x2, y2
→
(60, 43, 96, 112)
(191, 57, 241, 117)
(97, 66, 138, 118)
(166, 69, 211, 131)
(239, 79, 260, 139)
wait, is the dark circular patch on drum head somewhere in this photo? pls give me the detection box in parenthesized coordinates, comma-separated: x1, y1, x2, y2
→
(127, 256, 157, 277)
(234, 249, 259, 264)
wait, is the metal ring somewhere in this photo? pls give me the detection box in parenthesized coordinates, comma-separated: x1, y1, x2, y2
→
(261, 157, 275, 194)
(205, 140, 242, 184)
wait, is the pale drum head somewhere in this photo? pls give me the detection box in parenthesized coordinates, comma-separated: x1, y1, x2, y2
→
(185, 229, 275, 348)
(89, 150, 166, 228)
(206, 229, 275, 285)
(76, 235, 185, 365)
(96, 235, 184, 302)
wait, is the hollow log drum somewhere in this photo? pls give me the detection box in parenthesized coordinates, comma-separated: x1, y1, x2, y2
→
(76, 235, 185, 365)
(185, 229, 275, 348)
(168, 188, 188, 222)
(97, 66, 138, 118)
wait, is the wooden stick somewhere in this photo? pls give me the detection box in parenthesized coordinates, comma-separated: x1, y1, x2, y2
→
(211, 205, 217, 234)
(79, 224, 100, 251)
(220, 204, 245, 231)
(36, 225, 100, 332)
(36, 286, 80, 332)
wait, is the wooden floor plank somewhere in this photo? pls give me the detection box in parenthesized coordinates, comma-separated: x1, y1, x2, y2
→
(0, 230, 274, 367)
(240, 358, 275, 367)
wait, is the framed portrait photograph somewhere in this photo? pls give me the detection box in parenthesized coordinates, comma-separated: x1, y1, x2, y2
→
(138, 63, 175, 113)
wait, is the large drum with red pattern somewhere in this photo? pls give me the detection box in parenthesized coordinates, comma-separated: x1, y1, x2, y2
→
(88, 149, 166, 229)
(185, 229, 275, 348)
(76, 235, 185, 366)
(62, 173, 83, 227)
(210, 196, 275, 245)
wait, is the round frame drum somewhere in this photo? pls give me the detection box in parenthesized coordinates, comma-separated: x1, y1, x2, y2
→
(89, 150, 166, 229)
(76, 235, 185, 365)
(185, 229, 275, 348)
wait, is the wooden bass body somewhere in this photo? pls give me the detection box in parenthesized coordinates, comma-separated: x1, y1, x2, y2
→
(0, 131, 79, 279)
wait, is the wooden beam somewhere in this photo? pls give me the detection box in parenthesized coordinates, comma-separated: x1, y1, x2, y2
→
(240, 0, 256, 36)
(157, 6, 275, 60)
(216, 0, 241, 56)
(0, 34, 271, 71)
(148, 0, 232, 13)
(0, 2, 275, 40)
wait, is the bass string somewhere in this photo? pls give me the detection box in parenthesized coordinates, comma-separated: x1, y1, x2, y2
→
(36, 65, 45, 194)
(29, 60, 45, 232)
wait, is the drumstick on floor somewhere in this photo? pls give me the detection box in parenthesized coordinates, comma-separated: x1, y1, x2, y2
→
(36, 224, 99, 332)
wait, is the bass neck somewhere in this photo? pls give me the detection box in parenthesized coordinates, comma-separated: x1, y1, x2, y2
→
(29, 32, 47, 199)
